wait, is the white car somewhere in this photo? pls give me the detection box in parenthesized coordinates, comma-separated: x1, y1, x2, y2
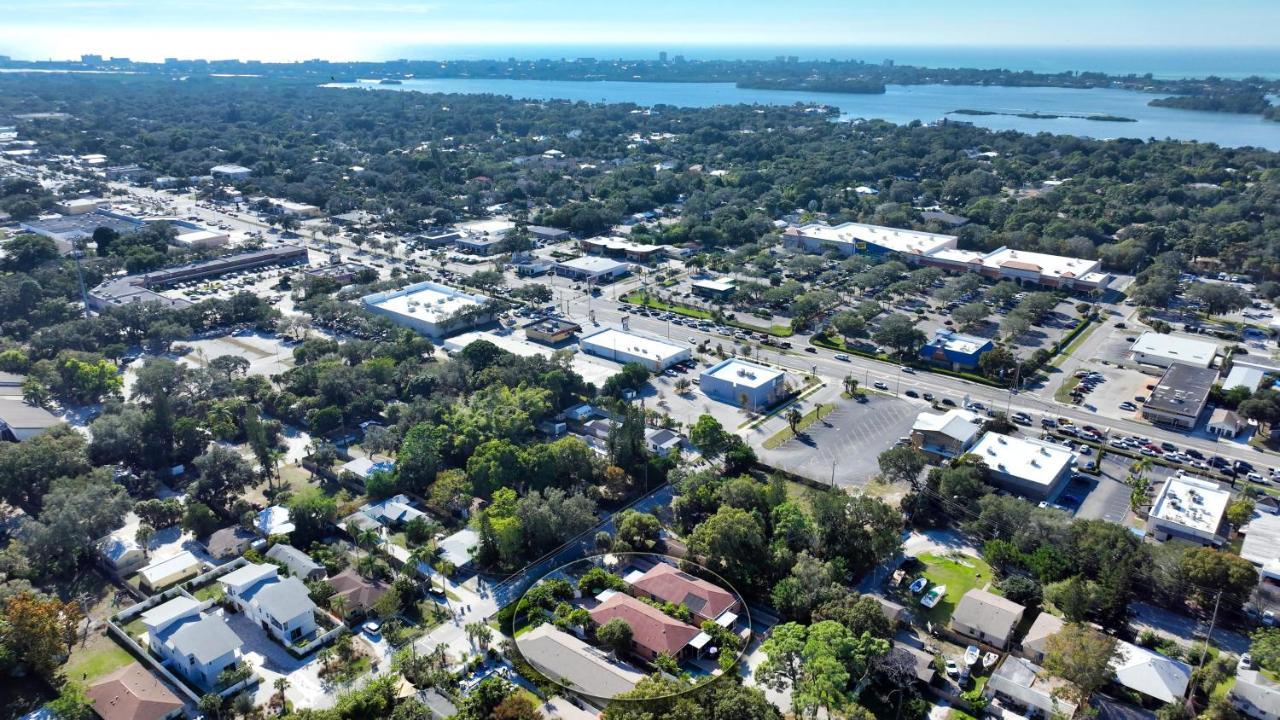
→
(834, 354, 850, 361)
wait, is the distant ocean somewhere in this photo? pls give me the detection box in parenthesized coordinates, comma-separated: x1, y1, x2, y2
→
(387, 44, 1280, 80)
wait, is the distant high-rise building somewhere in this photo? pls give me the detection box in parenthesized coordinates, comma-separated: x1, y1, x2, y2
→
(775, 55, 786, 63)
(80, 54, 103, 65)
(659, 51, 668, 62)
(787, 55, 799, 63)
(673, 54, 685, 63)
(883, 58, 895, 67)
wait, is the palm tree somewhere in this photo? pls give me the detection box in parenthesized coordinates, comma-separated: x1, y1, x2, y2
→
(355, 528, 380, 562)
(786, 407, 802, 434)
(135, 523, 156, 558)
(843, 374, 858, 396)
(328, 594, 348, 620)
(272, 677, 290, 714)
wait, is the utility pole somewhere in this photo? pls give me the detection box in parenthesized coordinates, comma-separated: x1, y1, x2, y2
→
(1186, 590, 1223, 709)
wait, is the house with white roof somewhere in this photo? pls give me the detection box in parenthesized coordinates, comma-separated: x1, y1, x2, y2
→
(911, 408, 982, 459)
(950, 588, 1025, 649)
(1232, 667, 1280, 720)
(1113, 640, 1191, 704)
(137, 551, 202, 593)
(218, 563, 317, 645)
(360, 493, 428, 527)
(141, 597, 241, 688)
(985, 656, 1078, 719)
(265, 544, 326, 581)
(970, 432, 1076, 501)
(1146, 475, 1229, 546)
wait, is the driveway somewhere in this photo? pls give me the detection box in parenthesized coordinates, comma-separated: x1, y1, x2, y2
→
(758, 395, 919, 487)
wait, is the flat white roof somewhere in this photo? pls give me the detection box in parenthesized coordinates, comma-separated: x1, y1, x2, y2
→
(61, 197, 105, 208)
(174, 229, 225, 244)
(457, 218, 514, 235)
(702, 358, 784, 389)
(970, 432, 1076, 487)
(580, 327, 687, 362)
(557, 256, 629, 273)
(692, 278, 736, 292)
(365, 282, 489, 323)
(1223, 365, 1266, 392)
(792, 221, 958, 256)
(583, 236, 665, 253)
(1149, 475, 1230, 535)
(1131, 331, 1218, 366)
(981, 247, 1101, 280)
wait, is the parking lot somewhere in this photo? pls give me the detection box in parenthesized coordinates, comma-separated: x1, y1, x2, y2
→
(757, 394, 919, 487)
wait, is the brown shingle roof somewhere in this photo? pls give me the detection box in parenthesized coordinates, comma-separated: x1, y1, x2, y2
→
(589, 593, 699, 656)
(86, 662, 183, 720)
(630, 563, 736, 620)
(328, 568, 390, 613)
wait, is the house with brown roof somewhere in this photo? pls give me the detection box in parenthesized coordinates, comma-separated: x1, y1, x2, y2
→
(327, 568, 391, 617)
(950, 589, 1025, 650)
(86, 662, 184, 720)
(629, 562, 739, 624)
(202, 525, 257, 561)
(588, 593, 700, 661)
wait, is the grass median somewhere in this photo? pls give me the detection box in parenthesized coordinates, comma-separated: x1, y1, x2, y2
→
(762, 402, 837, 449)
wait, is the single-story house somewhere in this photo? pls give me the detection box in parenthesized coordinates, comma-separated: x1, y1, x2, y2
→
(644, 427, 683, 457)
(950, 589, 1026, 650)
(1113, 640, 1191, 704)
(97, 534, 147, 578)
(588, 592, 700, 661)
(1019, 611, 1064, 664)
(1208, 408, 1246, 439)
(628, 561, 739, 624)
(1232, 667, 1280, 720)
(985, 656, 1079, 719)
(873, 595, 907, 627)
(520, 623, 645, 699)
(437, 528, 480, 571)
(0, 397, 61, 441)
(328, 568, 391, 617)
(137, 551, 202, 593)
(203, 525, 258, 561)
(254, 506, 294, 537)
(86, 662, 184, 720)
(265, 544, 326, 580)
(360, 494, 427, 527)
(893, 642, 936, 685)
(339, 457, 395, 481)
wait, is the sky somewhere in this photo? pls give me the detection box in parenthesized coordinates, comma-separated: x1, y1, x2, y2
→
(1, 0, 1278, 64)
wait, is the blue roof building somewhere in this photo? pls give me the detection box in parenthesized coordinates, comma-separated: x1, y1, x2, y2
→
(919, 330, 993, 370)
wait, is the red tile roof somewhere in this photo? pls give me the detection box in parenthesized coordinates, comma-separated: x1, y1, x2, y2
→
(630, 563, 737, 620)
(589, 593, 699, 656)
(85, 662, 183, 720)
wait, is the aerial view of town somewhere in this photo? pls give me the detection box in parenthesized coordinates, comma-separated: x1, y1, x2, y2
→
(1, 3, 1280, 720)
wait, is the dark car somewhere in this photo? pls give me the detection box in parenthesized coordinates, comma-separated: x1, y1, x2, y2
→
(941, 398, 956, 406)
(805, 346, 818, 353)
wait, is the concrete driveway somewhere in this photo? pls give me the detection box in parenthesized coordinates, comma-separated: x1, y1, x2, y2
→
(1129, 602, 1249, 654)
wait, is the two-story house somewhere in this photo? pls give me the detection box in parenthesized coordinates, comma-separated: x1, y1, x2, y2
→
(140, 597, 240, 688)
(219, 563, 317, 644)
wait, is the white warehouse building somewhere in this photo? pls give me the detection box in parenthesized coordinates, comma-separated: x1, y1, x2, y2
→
(699, 358, 788, 411)
(361, 281, 494, 339)
(579, 328, 690, 371)
(970, 432, 1076, 501)
(1129, 331, 1218, 369)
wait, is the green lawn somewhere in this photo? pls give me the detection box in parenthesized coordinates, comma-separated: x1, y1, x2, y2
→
(1053, 375, 1082, 403)
(621, 292, 713, 319)
(914, 552, 994, 625)
(64, 635, 134, 682)
(192, 584, 224, 602)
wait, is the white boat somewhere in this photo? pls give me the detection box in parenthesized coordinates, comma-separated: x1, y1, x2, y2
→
(982, 651, 999, 669)
(921, 584, 945, 608)
(909, 577, 928, 594)
(964, 645, 980, 666)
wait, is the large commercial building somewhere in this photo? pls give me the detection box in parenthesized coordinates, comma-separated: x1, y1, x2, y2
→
(578, 236, 667, 263)
(362, 281, 493, 339)
(520, 624, 644, 701)
(1141, 363, 1218, 430)
(1130, 332, 1218, 369)
(970, 432, 1076, 501)
(699, 358, 788, 411)
(210, 163, 252, 180)
(783, 221, 1110, 292)
(554, 255, 631, 282)
(55, 197, 109, 215)
(1146, 475, 1229, 546)
(21, 209, 145, 251)
(579, 328, 690, 371)
(89, 244, 308, 309)
(691, 278, 736, 300)
(918, 329, 993, 370)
